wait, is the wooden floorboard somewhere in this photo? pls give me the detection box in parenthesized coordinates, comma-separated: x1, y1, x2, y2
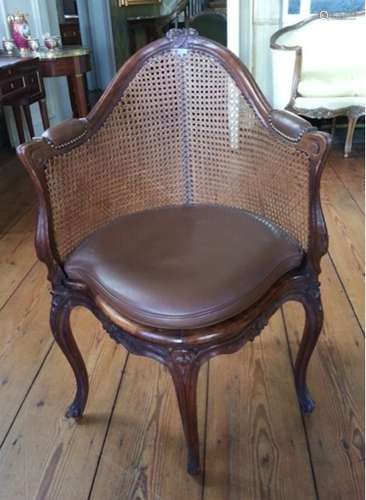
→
(0, 151, 25, 195)
(283, 255, 364, 500)
(330, 146, 364, 214)
(0, 309, 127, 500)
(321, 156, 365, 330)
(204, 312, 317, 500)
(0, 151, 35, 236)
(0, 148, 364, 499)
(90, 357, 207, 500)
(0, 264, 52, 446)
(0, 208, 37, 309)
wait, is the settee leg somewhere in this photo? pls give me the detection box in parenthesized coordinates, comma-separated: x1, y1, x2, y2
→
(330, 117, 337, 137)
(295, 282, 323, 414)
(168, 351, 201, 475)
(50, 291, 89, 419)
(344, 114, 358, 158)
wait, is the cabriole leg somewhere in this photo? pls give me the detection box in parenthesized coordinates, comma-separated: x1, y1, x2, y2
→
(12, 106, 25, 144)
(23, 105, 35, 138)
(50, 291, 89, 418)
(294, 283, 323, 414)
(38, 98, 50, 130)
(344, 114, 358, 158)
(330, 117, 336, 136)
(168, 350, 201, 475)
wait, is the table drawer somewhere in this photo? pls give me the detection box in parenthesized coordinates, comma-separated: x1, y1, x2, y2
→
(0, 56, 45, 106)
(0, 76, 25, 98)
(24, 72, 41, 93)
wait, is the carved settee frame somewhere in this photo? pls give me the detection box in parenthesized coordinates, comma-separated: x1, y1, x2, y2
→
(271, 11, 365, 157)
(17, 29, 331, 475)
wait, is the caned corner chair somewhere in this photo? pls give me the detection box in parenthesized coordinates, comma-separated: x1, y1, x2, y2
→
(17, 28, 331, 475)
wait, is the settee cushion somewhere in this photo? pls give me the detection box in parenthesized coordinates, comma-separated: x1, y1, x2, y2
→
(298, 72, 365, 98)
(65, 205, 303, 329)
(295, 96, 366, 110)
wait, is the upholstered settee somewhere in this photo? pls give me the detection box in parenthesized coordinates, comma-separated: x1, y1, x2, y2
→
(271, 11, 365, 157)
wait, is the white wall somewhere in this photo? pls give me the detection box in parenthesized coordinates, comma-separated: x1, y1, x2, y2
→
(228, 0, 281, 105)
(228, 0, 253, 68)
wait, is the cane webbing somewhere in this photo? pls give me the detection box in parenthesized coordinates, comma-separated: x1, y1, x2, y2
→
(45, 49, 310, 259)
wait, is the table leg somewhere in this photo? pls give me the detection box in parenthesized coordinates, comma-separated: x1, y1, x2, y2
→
(67, 73, 89, 118)
(67, 76, 77, 118)
(38, 98, 50, 130)
(12, 106, 25, 144)
(330, 117, 337, 136)
(23, 105, 35, 138)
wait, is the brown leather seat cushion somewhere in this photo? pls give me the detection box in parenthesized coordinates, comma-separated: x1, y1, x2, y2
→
(65, 205, 303, 329)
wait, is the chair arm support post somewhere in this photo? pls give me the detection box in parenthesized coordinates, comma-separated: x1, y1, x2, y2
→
(16, 141, 62, 285)
(267, 109, 331, 274)
(16, 118, 92, 284)
(300, 129, 332, 274)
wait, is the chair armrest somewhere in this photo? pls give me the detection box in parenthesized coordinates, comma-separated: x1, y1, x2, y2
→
(268, 109, 316, 142)
(42, 118, 89, 150)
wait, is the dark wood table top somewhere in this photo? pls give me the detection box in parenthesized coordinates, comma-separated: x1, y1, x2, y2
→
(1, 48, 91, 79)
(36, 47, 91, 79)
(35, 47, 89, 60)
(0, 54, 37, 70)
(0, 47, 89, 64)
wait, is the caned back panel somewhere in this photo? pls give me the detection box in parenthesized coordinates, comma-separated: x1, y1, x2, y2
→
(45, 48, 310, 259)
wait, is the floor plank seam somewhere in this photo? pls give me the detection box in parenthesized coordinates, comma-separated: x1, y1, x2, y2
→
(329, 164, 364, 216)
(280, 306, 321, 500)
(87, 351, 130, 500)
(327, 251, 365, 337)
(0, 340, 55, 451)
(0, 260, 39, 313)
(0, 204, 35, 242)
(200, 360, 210, 500)
(0, 169, 25, 197)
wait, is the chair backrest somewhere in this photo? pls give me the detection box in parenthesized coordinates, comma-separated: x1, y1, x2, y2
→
(44, 29, 312, 260)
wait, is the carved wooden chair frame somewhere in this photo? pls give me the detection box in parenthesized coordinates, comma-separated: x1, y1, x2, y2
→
(18, 29, 331, 475)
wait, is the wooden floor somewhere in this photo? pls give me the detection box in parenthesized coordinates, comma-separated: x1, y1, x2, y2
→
(0, 146, 364, 500)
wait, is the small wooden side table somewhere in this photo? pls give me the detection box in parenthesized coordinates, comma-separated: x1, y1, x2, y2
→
(0, 55, 49, 143)
(38, 47, 91, 118)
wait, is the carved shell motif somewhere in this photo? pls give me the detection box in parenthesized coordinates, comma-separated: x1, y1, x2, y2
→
(170, 349, 197, 365)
